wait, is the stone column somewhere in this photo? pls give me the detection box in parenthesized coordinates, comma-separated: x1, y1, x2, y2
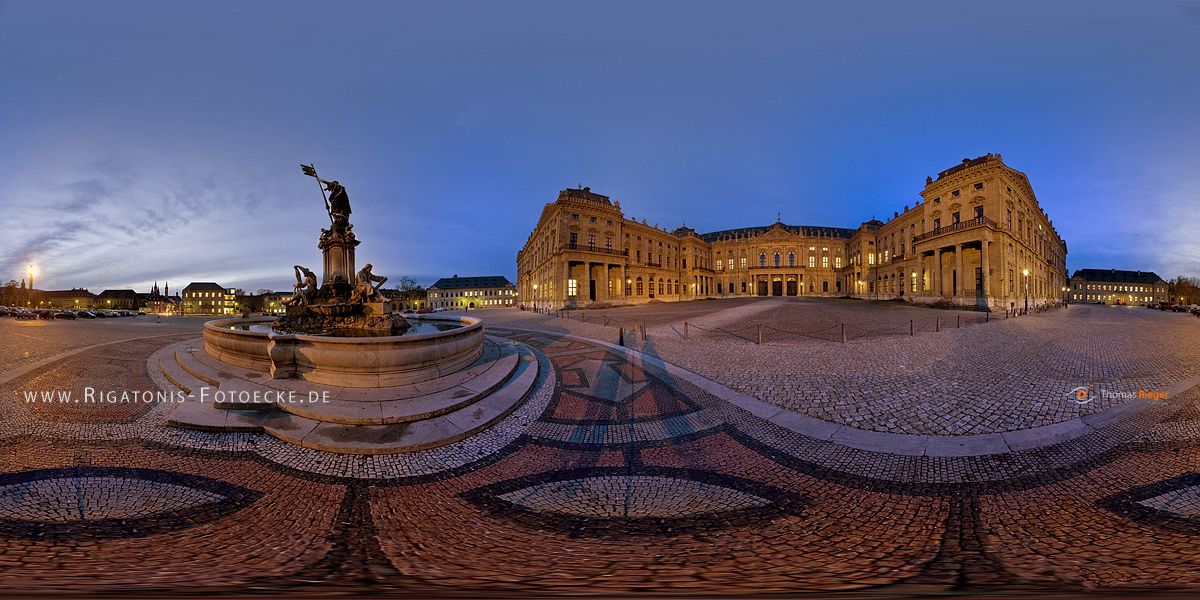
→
(919, 254, 926, 294)
(980, 241, 990, 302)
(934, 248, 943, 297)
(954, 244, 963, 298)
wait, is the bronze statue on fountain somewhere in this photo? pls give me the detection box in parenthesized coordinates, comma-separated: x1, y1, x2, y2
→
(274, 165, 411, 335)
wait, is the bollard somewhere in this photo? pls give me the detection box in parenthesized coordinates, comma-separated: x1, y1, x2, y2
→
(936, 317, 940, 332)
(957, 315, 961, 328)
(910, 319, 914, 336)
(619, 327, 625, 347)
(986, 311, 990, 323)
(684, 321, 689, 339)
(757, 324, 763, 345)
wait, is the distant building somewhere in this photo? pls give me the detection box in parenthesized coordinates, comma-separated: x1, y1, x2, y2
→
(1070, 269, 1168, 306)
(262, 292, 291, 315)
(97, 289, 139, 311)
(140, 283, 179, 314)
(182, 282, 236, 315)
(42, 288, 97, 309)
(427, 275, 516, 310)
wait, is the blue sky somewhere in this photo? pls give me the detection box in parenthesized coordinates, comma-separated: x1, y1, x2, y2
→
(2, 0, 1198, 292)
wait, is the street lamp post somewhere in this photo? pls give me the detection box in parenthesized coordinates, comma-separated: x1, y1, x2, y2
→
(1023, 268, 1030, 314)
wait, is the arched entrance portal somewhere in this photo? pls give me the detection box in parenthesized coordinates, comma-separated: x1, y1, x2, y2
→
(771, 277, 783, 296)
(786, 277, 797, 296)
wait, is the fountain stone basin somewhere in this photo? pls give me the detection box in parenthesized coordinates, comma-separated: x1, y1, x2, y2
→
(203, 315, 484, 388)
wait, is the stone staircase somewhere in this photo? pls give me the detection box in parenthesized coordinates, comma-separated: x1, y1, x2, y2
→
(159, 336, 539, 454)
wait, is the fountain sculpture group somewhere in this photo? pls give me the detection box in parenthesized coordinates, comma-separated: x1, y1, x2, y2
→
(160, 167, 539, 454)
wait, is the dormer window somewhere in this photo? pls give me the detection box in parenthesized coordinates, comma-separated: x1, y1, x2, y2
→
(974, 182, 984, 190)
(952, 189, 961, 197)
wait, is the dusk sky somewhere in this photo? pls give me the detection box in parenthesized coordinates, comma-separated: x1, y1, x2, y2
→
(2, 0, 1198, 293)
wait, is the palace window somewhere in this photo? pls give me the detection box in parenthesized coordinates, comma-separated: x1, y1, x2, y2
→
(715, 261, 723, 271)
(571, 213, 579, 220)
(788, 252, 796, 267)
(822, 256, 829, 268)
(587, 234, 595, 250)
(605, 237, 612, 250)
(974, 182, 984, 190)
(569, 232, 578, 246)
(952, 189, 960, 197)
(636, 277, 644, 295)
(868, 253, 876, 266)
(835, 257, 842, 269)
(728, 258, 733, 271)
(952, 211, 960, 225)
(759, 253, 767, 267)
(773, 253, 781, 267)
(567, 279, 578, 297)
(975, 206, 984, 219)
(808, 256, 815, 268)
(933, 217, 941, 230)
(911, 271, 918, 292)
(740, 257, 747, 269)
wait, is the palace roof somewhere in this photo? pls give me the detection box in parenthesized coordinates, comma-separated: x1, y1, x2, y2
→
(697, 223, 856, 243)
(429, 275, 515, 290)
(1070, 269, 1165, 284)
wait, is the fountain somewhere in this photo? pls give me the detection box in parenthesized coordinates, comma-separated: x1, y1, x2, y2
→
(159, 166, 538, 454)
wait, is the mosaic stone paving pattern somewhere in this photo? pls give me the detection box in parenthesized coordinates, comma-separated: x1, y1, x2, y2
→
(0, 316, 1198, 596)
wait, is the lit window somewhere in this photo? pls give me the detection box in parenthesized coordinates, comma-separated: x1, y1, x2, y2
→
(567, 279, 578, 297)
(822, 256, 829, 268)
(868, 253, 876, 266)
(835, 257, 842, 269)
(808, 256, 815, 268)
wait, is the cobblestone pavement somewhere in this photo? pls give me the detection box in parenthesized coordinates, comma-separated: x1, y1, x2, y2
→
(482, 301, 1200, 435)
(0, 316, 1197, 596)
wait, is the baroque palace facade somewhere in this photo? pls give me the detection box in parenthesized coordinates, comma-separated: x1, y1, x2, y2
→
(517, 154, 1068, 312)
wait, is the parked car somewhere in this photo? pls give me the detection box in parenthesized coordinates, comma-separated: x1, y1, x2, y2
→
(415, 308, 434, 314)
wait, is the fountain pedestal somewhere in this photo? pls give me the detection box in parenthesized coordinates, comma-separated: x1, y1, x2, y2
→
(319, 228, 359, 285)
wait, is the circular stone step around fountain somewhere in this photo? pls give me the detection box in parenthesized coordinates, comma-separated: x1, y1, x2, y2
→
(156, 336, 540, 454)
